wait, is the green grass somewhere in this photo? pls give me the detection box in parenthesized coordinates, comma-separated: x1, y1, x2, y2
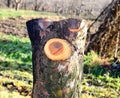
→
(0, 33, 32, 98)
(0, 9, 58, 19)
(0, 33, 32, 71)
(83, 51, 120, 98)
(0, 33, 120, 98)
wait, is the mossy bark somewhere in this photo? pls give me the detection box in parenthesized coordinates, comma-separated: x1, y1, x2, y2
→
(26, 18, 87, 98)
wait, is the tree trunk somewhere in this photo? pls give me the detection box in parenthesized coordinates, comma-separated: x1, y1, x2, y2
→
(87, 0, 120, 58)
(26, 18, 88, 98)
(15, 0, 22, 10)
(7, 0, 11, 8)
(15, 3, 19, 10)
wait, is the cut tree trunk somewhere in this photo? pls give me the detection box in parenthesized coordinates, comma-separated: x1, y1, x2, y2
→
(87, 0, 120, 58)
(26, 18, 88, 98)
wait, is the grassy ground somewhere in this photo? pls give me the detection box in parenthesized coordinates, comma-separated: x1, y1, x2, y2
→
(0, 9, 60, 20)
(0, 33, 32, 98)
(0, 33, 120, 98)
(0, 9, 120, 98)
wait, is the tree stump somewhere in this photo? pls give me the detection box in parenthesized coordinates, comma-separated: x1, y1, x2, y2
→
(26, 18, 88, 98)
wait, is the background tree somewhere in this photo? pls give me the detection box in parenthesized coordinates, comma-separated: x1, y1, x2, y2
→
(0, 0, 112, 19)
(87, 0, 120, 59)
(14, 0, 22, 10)
(7, 0, 11, 8)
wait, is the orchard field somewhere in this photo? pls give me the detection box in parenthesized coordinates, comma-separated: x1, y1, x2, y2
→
(0, 9, 120, 98)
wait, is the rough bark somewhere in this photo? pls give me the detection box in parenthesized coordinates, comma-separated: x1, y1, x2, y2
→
(87, 0, 120, 58)
(26, 18, 87, 98)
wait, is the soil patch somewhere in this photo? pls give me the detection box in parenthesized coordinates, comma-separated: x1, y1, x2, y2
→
(0, 16, 65, 37)
(0, 17, 31, 37)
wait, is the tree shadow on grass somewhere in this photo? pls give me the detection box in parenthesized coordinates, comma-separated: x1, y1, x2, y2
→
(84, 64, 120, 78)
(0, 60, 32, 72)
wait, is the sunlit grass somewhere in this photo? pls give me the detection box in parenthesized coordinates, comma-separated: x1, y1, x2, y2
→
(0, 90, 30, 98)
(0, 8, 58, 19)
(0, 69, 32, 98)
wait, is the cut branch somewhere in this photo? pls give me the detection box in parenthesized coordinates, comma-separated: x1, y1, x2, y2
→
(44, 38, 72, 61)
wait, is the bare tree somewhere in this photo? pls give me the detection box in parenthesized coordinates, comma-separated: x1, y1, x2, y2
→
(34, 0, 42, 11)
(0, 0, 112, 16)
(14, 0, 22, 10)
(7, 0, 11, 8)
